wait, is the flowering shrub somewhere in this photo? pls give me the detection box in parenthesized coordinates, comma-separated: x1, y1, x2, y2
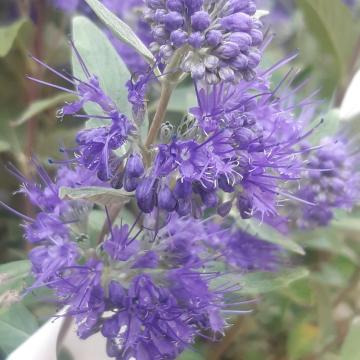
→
(0, 1, 359, 359)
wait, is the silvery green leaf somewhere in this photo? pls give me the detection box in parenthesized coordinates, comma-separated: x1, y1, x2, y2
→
(72, 16, 132, 119)
(234, 216, 305, 255)
(0, 303, 38, 356)
(341, 317, 360, 360)
(0, 261, 31, 295)
(298, 0, 358, 82)
(214, 268, 309, 296)
(84, 0, 160, 76)
(0, 19, 29, 57)
(241, 268, 309, 295)
(11, 93, 76, 127)
(59, 186, 132, 207)
(0, 140, 10, 153)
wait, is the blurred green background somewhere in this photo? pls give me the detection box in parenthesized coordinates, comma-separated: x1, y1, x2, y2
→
(1, 1, 360, 359)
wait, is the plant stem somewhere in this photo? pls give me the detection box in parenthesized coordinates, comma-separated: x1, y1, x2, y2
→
(144, 47, 187, 148)
(145, 81, 174, 148)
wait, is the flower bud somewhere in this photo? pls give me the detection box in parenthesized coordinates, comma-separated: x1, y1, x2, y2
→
(219, 67, 235, 82)
(176, 198, 192, 216)
(228, 32, 252, 51)
(154, 9, 167, 23)
(152, 25, 168, 42)
(132, 251, 159, 269)
(247, 50, 261, 68)
(200, 190, 218, 208)
(250, 29, 263, 46)
(221, 13, 252, 32)
(97, 165, 111, 182)
(244, 1, 257, 15)
(158, 184, 177, 211)
(164, 11, 184, 31)
(206, 30, 222, 47)
(217, 201, 233, 217)
(136, 177, 158, 213)
(174, 179, 192, 199)
(123, 175, 139, 192)
(188, 32, 205, 48)
(191, 11, 211, 31)
(159, 44, 174, 60)
(125, 153, 144, 178)
(108, 280, 126, 305)
(146, 0, 164, 10)
(216, 42, 240, 59)
(167, 0, 183, 12)
(183, 0, 203, 14)
(237, 194, 253, 219)
(218, 174, 235, 193)
(110, 171, 124, 190)
(235, 127, 254, 148)
(204, 55, 220, 70)
(229, 0, 253, 12)
(170, 29, 188, 48)
(231, 54, 249, 70)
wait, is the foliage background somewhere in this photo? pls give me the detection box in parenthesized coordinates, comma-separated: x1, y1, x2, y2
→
(0, 0, 360, 359)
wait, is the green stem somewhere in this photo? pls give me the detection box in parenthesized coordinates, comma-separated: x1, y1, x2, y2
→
(145, 81, 174, 148)
(145, 47, 187, 148)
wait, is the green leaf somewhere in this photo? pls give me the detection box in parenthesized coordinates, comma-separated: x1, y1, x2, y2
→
(297, 0, 359, 82)
(333, 216, 360, 233)
(0, 260, 31, 295)
(281, 278, 314, 306)
(0, 303, 38, 355)
(59, 186, 132, 207)
(0, 140, 10, 153)
(287, 320, 320, 360)
(323, 355, 341, 360)
(0, 19, 29, 57)
(310, 109, 340, 143)
(88, 207, 137, 247)
(177, 351, 204, 360)
(167, 86, 197, 113)
(296, 228, 359, 263)
(72, 16, 132, 119)
(216, 268, 309, 296)
(84, 0, 159, 73)
(235, 217, 305, 255)
(340, 317, 360, 360)
(148, 85, 196, 115)
(10, 93, 76, 127)
(239, 268, 309, 295)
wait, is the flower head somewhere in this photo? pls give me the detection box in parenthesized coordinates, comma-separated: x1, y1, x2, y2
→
(295, 137, 360, 228)
(145, 0, 263, 83)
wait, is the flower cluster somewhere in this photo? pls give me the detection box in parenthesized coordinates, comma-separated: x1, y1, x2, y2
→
(3, 161, 99, 292)
(29, 52, 136, 185)
(294, 137, 360, 228)
(118, 55, 314, 226)
(144, 0, 263, 83)
(4, 163, 281, 359)
(5, 43, 287, 357)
